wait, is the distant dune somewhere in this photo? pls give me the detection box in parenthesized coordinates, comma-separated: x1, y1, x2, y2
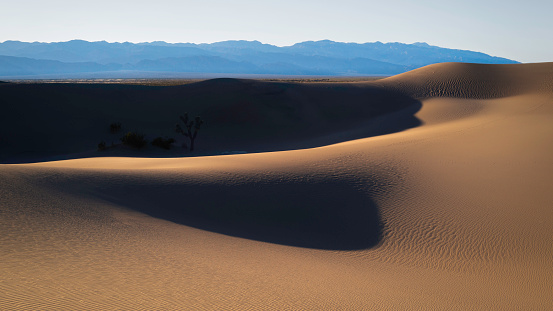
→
(1, 62, 552, 309)
(377, 62, 552, 98)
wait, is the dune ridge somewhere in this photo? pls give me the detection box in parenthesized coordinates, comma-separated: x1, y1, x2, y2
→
(2, 62, 553, 309)
(376, 62, 553, 99)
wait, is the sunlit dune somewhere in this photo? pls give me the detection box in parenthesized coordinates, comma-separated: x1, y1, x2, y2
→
(1, 62, 553, 309)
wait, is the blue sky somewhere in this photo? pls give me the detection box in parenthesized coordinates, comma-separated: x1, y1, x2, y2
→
(1, 0, 551, 62)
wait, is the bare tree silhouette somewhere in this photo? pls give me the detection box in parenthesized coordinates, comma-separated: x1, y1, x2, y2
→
(176, 112, 203, 152)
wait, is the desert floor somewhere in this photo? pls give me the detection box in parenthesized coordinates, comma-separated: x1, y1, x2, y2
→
(1, 63, 552, 310)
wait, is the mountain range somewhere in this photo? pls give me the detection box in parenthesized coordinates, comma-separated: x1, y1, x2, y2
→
(0, 40, 518, 78)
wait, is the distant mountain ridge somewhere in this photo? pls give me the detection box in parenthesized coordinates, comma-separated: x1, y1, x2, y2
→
(0, 40, 518, 78)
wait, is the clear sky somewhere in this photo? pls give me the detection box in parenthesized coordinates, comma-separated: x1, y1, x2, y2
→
(1, 0, 551, 63)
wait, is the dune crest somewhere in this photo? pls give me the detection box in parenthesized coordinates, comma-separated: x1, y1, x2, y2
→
(377, 62, 553, 99)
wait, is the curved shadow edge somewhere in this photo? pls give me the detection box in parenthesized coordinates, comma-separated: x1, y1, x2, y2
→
(95, 179, 383, 251)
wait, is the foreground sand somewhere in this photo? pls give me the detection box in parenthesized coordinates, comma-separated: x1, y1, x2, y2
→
(1, 63, 553, 309)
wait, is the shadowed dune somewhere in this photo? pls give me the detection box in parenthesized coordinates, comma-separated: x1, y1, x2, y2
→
(0, 79, 421, 163)
(2, 62, 553, 309)
(25, 168, 383, 250)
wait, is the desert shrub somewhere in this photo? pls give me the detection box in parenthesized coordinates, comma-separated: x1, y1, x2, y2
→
(151, 137, 175, 150)
(120, 132, 147, 149)
(98, 141, 107, 151)
(110, 122, 122, 134)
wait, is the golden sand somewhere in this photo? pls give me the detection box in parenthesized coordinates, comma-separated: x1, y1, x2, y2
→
(2, 63, 552, 309)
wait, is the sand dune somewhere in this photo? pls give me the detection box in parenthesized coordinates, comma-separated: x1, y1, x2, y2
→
(1, 62, 553, 309)
(0, 78, 420, 163)
(376, 62, 553, 98)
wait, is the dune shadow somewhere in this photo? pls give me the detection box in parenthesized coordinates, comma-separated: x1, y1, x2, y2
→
(1, 80, 422, 164)
(96, 179, 382, 250)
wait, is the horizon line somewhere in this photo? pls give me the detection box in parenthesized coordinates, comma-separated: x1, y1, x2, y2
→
(1, 38, 434, 48)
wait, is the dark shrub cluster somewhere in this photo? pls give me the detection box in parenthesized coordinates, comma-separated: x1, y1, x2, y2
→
(120, 132, 147, 149)
(98, 115, 203, 152)
(151, 137, 175, 150)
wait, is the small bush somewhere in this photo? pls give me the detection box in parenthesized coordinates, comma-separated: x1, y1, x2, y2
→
(98, 141, 107, 151)
(120, 132, 147, 149)
(110, 122, 122, 134)
(151, 137, 175, 150)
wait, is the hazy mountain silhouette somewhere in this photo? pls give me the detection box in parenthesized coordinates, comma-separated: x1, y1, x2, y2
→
(282, 40, 516, 67)
(0, 40, 518, 78)
(0, 55, 120, 76)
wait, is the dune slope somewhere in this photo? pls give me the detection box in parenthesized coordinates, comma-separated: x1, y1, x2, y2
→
(1, 63, 553, 309)
(0, 79, 420, 163)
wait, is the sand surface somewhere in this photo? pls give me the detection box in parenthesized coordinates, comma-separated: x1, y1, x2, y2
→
(1, 63, 553, 309)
